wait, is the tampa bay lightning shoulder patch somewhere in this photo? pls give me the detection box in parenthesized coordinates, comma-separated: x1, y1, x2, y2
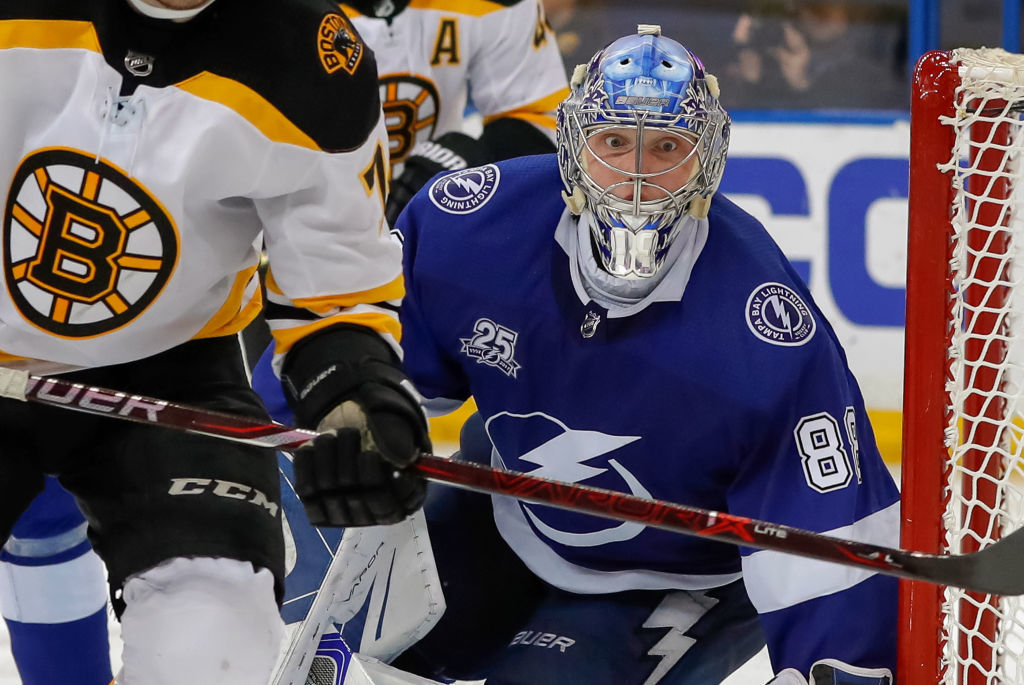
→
(745, 282, 816, 346)
(429, 164, 500, 214)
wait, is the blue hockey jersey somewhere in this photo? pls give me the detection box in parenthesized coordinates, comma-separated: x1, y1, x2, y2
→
(396, 154, 900, 675)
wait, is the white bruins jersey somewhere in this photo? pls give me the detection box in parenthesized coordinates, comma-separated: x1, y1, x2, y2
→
(0, 0, 400, 371)
(341, 0, 569, 175)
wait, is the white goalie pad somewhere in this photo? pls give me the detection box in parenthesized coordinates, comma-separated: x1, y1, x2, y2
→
(330, 509, 445, 661)
(272, 508, 445, 685)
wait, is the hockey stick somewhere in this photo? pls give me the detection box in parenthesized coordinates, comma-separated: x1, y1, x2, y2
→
(1, 369, 1023, 596)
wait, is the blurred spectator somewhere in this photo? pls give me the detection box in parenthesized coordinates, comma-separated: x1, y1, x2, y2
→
(941, 0, 1003, 51)
(726, 5, 794, 108)
(542, 0, 908, 111)
(723, 0, 906, 110)
(543, 0, 581, 57)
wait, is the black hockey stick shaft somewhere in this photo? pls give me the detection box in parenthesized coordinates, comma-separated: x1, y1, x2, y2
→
(2, 369, 1023, 595)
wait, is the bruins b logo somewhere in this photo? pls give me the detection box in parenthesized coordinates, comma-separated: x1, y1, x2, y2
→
(3, 148, 178, 338)
(380, 74, 441, 168)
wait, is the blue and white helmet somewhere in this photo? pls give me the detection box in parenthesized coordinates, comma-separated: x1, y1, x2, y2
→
(557, 25, 730, 278)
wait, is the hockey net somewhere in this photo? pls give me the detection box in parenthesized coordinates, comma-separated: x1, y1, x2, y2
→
(902, 48, 1024, 684)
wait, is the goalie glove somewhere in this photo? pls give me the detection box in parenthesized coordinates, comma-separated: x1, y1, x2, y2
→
(281, 325, 431, 527)
(769, 659, 893, 685)
(385, 131, 490, 226)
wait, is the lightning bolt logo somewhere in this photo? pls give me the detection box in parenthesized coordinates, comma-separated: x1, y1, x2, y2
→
(517, 427, 637, 482)
(767, 295, 793, 335)
(487, 412, 651, 547)
(642, 591, 719, 683)
(745, 282, 816, 347)
(449, 175, 483, 195)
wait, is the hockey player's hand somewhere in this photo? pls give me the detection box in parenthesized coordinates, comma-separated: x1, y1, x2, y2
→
(385, 131, 488, 226)
(294, 394, 430, 528)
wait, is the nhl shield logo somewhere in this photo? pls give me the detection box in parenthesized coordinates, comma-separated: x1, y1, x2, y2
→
(124, 50, 154, 77)
(745, 282, 815, 346)
(429, 165, 500, 215)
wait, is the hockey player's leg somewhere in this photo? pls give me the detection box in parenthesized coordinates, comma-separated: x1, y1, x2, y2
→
(51, 339, 287, 685)
(118, 556, 283, 684)
(1, 477, 112, 685)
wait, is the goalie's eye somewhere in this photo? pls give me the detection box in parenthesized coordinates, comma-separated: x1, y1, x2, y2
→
(605, 134, 627, 149)
(588, 131, 635, 155)
(655, 138, 678, 153)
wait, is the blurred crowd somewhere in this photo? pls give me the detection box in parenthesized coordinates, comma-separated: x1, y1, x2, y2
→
(542, 0, 1012, 112)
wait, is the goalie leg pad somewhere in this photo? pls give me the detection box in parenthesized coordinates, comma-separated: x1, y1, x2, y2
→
(270, 455, 442, 685)
(389, 448, 548, 681)
(330, 508, 445, 662)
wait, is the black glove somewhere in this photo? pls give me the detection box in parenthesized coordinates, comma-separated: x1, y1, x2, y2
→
(385, 131, 489, 226)
(295, 424, 427, 527)
(281, 324, 431, 527)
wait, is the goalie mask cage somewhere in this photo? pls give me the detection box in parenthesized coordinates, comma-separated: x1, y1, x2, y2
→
(903, 48, 1024, 684)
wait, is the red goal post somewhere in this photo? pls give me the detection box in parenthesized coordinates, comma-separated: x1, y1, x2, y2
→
(903, 48, 1024, 684)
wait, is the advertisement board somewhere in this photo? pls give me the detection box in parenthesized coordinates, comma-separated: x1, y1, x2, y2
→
(725, 116, 910, 461)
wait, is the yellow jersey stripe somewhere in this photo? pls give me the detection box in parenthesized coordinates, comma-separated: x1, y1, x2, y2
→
(176, 73, 319, 151)
(271, 312, 401, 355)
(483, 88, 569, 131)
(264, 267, 284, 296)
(407, 0, 508, 16)
(0, 19, 101, 53)
(344, 0, 508, 17)
(288, 274, 405, 312)
(192, 265, 263, 340)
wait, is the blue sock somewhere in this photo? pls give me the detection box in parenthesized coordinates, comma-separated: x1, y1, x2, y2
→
(2, 477, 113, 685)
(6, 607, 113, 685)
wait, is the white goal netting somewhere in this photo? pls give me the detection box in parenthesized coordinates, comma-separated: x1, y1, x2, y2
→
(935, 47, 1024, 685)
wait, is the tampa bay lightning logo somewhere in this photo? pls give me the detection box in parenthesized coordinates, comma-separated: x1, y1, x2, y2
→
(745, 282, 815, 346)
(428, 164, 500, 214)
(486, 412, 649, 546)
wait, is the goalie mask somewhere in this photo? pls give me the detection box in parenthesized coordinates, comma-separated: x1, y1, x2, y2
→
(557, 25, 730, 278)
